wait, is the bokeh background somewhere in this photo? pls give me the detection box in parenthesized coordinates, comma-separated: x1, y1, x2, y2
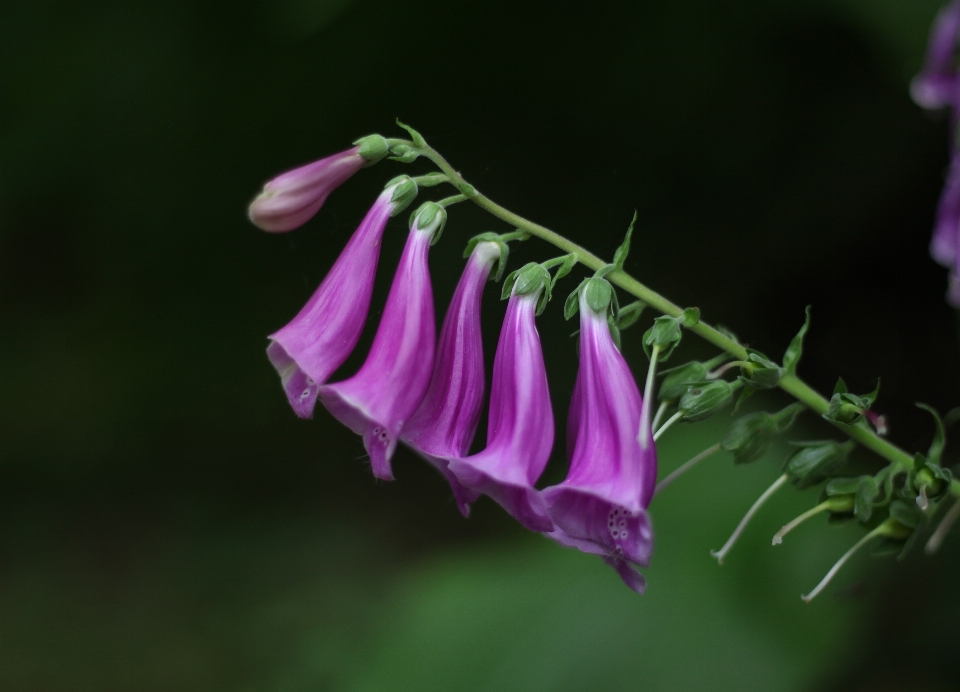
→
(4, 0, 960, 690)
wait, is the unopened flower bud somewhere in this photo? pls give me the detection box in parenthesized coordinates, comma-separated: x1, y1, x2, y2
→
(678, 380, 735, 422)
(353, 134, 390, 164)
(386, 175, 419, 216)
(784, 440, 853, 489)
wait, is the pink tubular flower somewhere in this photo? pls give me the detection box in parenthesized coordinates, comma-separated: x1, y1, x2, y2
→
(541, 279, 657, 593)
(400, 241, 503, 515)
(446, 265, 555, 532)
(317, 203, 444, 481)
(911, 1, 960, 110)
(266, 177, 418, 418)
(248, 136, 389, 233)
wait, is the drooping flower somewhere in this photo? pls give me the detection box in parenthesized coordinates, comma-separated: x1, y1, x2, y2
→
(541, 279, 657, 593)
(248, 135, 390, 233)
(401, 240, 503, 516)
(318, 203, 444, 481)
(911, 1, 960, 110)
(266, 177, 418, 418)
(446, 264, 555, 532)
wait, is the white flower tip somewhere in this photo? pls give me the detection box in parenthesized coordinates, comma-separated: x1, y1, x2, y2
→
(771, 534, 783, 546)
(709, 548, 725, 565)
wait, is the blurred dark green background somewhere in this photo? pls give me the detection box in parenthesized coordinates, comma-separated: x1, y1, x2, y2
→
(4, 1, 960, 690)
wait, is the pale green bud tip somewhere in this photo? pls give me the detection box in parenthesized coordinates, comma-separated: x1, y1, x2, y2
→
(412, 201, 447, 240)
(353, 135, 389, 164)
(512, 263, 550, 297)
(472, 240, 502, 266)
(583, 278, 613, 315)
(678, 381, 733, 422)
(385, 175, 418, 216)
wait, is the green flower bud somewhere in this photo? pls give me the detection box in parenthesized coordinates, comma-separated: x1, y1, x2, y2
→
(659, 362, 709, 402)
(386, 175, 419, 216)
(678, 380, 735, 422)
(353, 134, 389, 164)
(721, 412, 776, 464)
(584, 277, 613, 314)
(784, 440, 853, 489)
(738, 351, 782, 390)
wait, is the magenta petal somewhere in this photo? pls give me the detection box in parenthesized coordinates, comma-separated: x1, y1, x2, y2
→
(318, 218, 436, 481)
(248, 146, 367, 233)
(912, 1, 960, 110)
(446, 292, 555, 532)
(542, 291, 657, 588)
(266, 188, 396, 418)
(401, 242, 501, 515)
(932, 153, 960, 268)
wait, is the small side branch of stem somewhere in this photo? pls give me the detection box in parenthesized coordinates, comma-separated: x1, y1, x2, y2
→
(711, 473, 789, 565)
(654, 442, 722, 497)
(926, 497, 960, 555)
(801, 525, 883, 603)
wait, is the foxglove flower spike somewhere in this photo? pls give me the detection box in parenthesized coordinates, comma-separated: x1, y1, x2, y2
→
(401, 241, 501, 515)
(267, 178, 417, 418)
(318, 206, 440, 480)
(541, 281, 656, 593)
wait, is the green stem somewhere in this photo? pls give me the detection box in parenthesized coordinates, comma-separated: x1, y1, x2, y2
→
(401, 138, 926, 476)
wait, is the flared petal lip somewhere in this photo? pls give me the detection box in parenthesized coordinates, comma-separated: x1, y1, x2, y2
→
(446, 456, 554, 532)
(412, 449, 482, 517)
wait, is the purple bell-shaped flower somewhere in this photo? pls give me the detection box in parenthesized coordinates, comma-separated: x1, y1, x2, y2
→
(318, 203, 444, 481)
(266, 177, 418, 418)
(401, 240, 503, 516)
(541, 279, 657, 593)
(446, 264, 555, 533)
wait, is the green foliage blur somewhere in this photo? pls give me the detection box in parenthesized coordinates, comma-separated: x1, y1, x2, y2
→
(3, 1, 960, 690)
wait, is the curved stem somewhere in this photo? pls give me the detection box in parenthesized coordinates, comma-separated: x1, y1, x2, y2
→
(653, 411, 684, 442)
(402, 138, 923, 475)
(801, 525, 883, 603)
(926, 497, 960, 555)
(654, 442, 722, 497)
(772, 501, 830, 546)
(651, 401, 669, 432)
(711, 473, 789, 565)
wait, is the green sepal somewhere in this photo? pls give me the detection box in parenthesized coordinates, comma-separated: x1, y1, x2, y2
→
(463, 233, 510, 282)
(905, 452, 952, 502)
(507, 263, 552, 315)
(395, 119, 427, 148)
(738, 350, 782, 390)
(721, 412, 776, 464)
(642, 317, 681, 361)
(584, 278, 613, 314)
(501, 270, 520, 299)
(771, 403, 805, 433)
(889, 500, 924, 530)
(385, 175, 419, 216)
(617, 301, 645, 330)
(409, 201, 447, 244)
(550, 254, 578, 292)
(682, 307, 700, 327)
(564, 279, 589, 320)
(916, 403, 947, 466)
(659, 361, 709, 402)
(825, 477, 861, 496)
(612, 211, 637, 270)
(353, 134, 389, 164)
(732, 383, 755, 413)
(387, 143, 419, 163)
(824, 379, 880, 425)
(782, 306, 811, 376)
(784, 440, 853, 489)
(607, 316, 622, 350)
(678, 380, 736, 422)
(854, 476, 880, 522)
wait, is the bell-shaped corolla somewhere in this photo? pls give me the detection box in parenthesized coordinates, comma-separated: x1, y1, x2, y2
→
(446, 265, 555, 532)
(266, 177, 418, 418)
(541, 280, 657, 593)
(401, 241, 503, 516)
(248, 136, 389, 233)
(317, 203, 444, 481)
